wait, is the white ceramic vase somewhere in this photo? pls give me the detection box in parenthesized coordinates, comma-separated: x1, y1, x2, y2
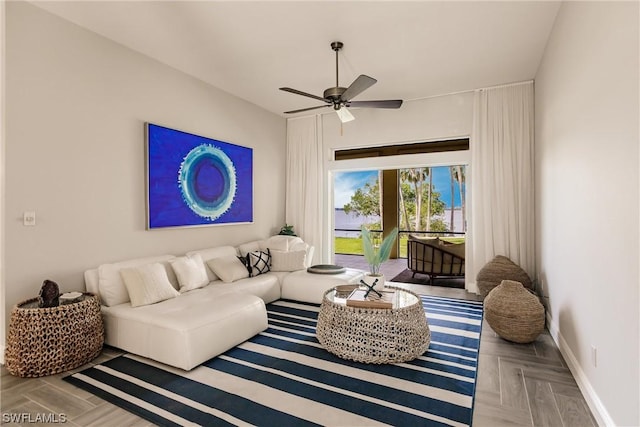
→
(362, 273, 385, 292)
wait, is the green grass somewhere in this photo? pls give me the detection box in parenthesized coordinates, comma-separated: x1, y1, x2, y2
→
(335, 235, 410, 258)
(335, 237, 365, 255)
(440, 237, 466, 244)
(335, 235, 465, 258)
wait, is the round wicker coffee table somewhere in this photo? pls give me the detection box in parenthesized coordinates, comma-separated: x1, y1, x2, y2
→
(5, 293, 104, 377)
(316, 286, 430, 364)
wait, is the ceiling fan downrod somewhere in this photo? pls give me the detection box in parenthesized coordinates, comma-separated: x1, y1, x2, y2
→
(327, 41, 346, 110)
(331, 41, 343, 88)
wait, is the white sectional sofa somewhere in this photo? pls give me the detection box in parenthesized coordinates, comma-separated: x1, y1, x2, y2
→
(84, 235, 363, 370)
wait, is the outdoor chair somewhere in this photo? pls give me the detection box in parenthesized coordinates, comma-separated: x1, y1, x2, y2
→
(407, 235, 465, 285)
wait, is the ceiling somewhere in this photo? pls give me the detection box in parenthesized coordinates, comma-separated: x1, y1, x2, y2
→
(31, 1, 561, 118)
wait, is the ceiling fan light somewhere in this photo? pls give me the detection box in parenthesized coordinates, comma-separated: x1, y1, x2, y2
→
(336, 107, 355, 123)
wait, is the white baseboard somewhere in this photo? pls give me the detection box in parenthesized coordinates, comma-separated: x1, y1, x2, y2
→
(545, 312, 614, 427)
(466, 280, 479, 295)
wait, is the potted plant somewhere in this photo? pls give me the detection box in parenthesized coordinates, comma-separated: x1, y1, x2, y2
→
(278, 224, 297, 236)
(361, 226, 399, 291)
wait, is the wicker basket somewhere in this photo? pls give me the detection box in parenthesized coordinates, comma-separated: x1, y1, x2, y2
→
(4, 293, 104, 377)
(477, 255, 533, 299)
(484, 280, 544, 343)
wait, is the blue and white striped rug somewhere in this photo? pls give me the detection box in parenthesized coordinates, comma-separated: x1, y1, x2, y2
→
(64, 295, 483, 426)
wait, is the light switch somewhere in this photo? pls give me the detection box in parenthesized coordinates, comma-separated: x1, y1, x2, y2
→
(23, 211, 36, 226)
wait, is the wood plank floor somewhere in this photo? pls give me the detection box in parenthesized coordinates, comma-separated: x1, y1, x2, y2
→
(1, 259, 597, 426)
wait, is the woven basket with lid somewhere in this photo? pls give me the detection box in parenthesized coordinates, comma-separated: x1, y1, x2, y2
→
(484, 280, 544, 343)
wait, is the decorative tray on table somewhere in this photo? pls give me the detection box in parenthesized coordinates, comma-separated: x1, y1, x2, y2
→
(307, 264, 346, 274)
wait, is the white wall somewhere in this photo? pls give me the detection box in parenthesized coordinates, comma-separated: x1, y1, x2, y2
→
(535, 2, 639, 425)
(322, 92, 473, 151)
(3, 2, 286, 351)
(0, 0, 6, 362)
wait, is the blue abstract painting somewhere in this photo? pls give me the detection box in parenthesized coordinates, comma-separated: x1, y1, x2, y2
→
(146, 123, 253, 229)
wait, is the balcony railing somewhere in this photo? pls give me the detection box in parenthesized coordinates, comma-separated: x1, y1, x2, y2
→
(334, 228, 466, 257)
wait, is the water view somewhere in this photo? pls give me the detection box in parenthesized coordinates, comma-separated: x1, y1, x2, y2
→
(334, 166, 466, 256)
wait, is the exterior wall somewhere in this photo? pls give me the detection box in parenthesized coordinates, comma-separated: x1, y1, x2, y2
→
(535, 2, 639, 424)
(3, 2, 286, 353)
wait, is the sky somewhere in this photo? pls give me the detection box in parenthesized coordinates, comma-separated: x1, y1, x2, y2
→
(334, 167, 464, 209)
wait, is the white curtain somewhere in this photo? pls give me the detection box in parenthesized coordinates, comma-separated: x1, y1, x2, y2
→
(285, 116, 323, 264)
(469, 81, 535, 291)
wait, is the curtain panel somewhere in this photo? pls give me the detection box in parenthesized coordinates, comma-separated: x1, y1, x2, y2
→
(469, 81, 535, 290)
(285, 116, 323, 264)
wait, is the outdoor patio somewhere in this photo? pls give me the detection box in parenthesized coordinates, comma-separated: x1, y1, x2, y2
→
(334, 254, 407, 280)
(334, 254, 466, 289)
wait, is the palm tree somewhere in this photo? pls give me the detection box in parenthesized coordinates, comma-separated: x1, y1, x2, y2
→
(398, 172, 412, 231)
(426, 167, 432, 233)
(449, 166, 456, 232)
(453, 165, 466, 232)
(378, 170, 383, 223)
(405, 168, 427, 231)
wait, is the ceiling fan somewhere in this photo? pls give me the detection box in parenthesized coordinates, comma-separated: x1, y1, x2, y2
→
(280, 41, 403, 123)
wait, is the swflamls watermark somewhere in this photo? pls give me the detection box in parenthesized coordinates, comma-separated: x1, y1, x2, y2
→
(1, 412, 68, 423)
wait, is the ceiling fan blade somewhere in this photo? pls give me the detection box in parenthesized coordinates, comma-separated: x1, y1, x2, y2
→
(336, 107, 355, 123)
(341, 75, 377, 101)
(283, 105, 331, 114)
(347, 100, 403, 109)
(279, 87, 329, 103)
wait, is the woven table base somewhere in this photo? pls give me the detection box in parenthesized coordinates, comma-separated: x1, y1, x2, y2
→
(5, 293, 104, 377)
(316, 286, 430, 364)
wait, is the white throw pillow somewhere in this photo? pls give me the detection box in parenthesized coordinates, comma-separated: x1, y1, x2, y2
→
(270, 250, 307, 272)
(120, 263, 180, 307)
(98, 263, 132, 307)
(289, 241, 311, 267)
(206, 255, 250, 283)
(169, 254, 209, 292)
(97, 255, 177, 307)
(185, 246, 237, 282)
(248, 250, 271, 276)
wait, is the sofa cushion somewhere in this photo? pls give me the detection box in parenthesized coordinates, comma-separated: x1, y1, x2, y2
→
(270, 250, 307, 272)
(439, 240, 466, 259)
(186, 246, 237, 282)
(409, 235, 440, 246)
(289, 241, 314, 267)
(97, 255, 177, 307)
(237, 241, 263, 258)
(206, 255, 250, 283)
(120, 263, 180, 307)
(261, 235, 291, 252)
(260, 235, 304, 252)
(281, 268, 364, 304)
(169, 254, 209, 293)
(240, 236, 314, 267)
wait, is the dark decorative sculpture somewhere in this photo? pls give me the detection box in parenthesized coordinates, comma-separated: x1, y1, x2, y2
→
(360, 279, 382, 299)
(38, 280, 60, 308)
